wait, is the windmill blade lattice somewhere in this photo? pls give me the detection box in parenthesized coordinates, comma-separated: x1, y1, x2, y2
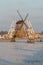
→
(17, 10, 23, 20)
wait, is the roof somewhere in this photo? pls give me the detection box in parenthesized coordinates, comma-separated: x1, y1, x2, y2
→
(16, 20, 23, 24)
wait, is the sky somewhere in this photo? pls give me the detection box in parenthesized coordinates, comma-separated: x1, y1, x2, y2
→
(0, 0, 43, 32)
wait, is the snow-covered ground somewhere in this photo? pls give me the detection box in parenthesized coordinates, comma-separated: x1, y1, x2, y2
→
(0, 40, 43, 65)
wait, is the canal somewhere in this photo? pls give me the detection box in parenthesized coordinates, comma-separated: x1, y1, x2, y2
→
(0, 40, 43, 65)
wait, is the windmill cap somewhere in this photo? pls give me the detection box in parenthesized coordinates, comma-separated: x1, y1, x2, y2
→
(16, 20, 23, 24)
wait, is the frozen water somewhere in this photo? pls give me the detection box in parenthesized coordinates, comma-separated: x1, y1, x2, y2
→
(0, 40, 43, 65)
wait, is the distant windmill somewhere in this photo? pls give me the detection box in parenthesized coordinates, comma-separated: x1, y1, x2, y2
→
(8, 10, 34, 42)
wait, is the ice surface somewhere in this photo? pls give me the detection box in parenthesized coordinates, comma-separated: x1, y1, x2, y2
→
(0, 40, 43, 65)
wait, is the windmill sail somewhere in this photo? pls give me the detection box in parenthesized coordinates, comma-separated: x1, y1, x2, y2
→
(8, 20, 16, 38)
(24, 20, 34, 35)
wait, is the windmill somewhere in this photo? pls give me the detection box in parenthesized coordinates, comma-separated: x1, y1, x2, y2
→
(10, 10, 34, 42)
(7, 10, 34, 42)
